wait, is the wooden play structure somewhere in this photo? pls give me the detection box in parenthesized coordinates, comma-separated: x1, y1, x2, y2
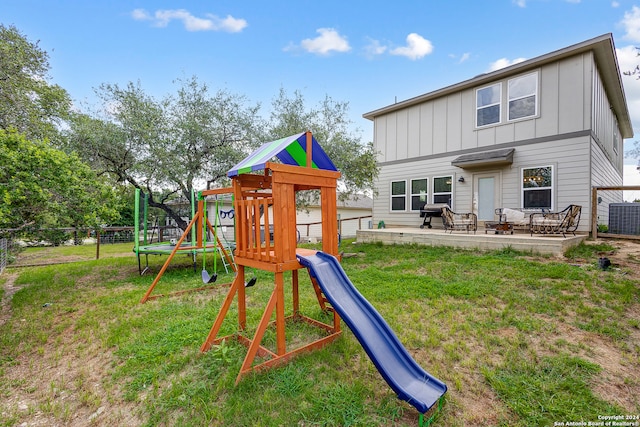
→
(139, 188, 237, 303)
(137, 132, 448, 421)
(199, 131, 344, 383)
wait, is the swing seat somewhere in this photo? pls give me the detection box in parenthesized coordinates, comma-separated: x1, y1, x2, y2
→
(245, 277, 257, 287)
(202, 270, 217, 284)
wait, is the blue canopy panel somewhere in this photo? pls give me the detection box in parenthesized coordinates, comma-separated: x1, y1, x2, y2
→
(227, 132, 338, 177)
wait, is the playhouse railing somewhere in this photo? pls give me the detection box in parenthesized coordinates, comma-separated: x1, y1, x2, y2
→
(235, 193, 275, 263)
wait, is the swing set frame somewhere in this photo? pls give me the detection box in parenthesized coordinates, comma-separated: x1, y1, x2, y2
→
(139, 188, 236, 303)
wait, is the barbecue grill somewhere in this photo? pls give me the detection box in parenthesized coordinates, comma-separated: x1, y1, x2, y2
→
(419, 203, 449, 228)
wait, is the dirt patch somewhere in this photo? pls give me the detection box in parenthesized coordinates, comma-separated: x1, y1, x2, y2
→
(0, 272, 20, 327)
(0, 270, 144, 426)
(582, 238, 640, 275)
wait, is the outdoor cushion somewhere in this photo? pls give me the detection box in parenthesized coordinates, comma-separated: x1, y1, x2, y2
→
(502, 208, 526, 223)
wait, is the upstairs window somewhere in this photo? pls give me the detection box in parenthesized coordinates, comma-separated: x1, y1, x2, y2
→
(522, 166, 552, 209)
(390, 180, 407, 211)
(476, 83, 501, 127)
(433, 176, 452, 207)
(410, 178, 428, 211)
(508, 72, 538, 121)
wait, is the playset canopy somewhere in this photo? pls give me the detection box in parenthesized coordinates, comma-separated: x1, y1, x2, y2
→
(227, 131, 337, 177)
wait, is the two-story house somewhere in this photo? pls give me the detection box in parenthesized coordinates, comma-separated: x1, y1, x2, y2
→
(363, 33, 633, 234)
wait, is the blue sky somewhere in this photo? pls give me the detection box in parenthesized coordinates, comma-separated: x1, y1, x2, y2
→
(5, 0, 640, 193)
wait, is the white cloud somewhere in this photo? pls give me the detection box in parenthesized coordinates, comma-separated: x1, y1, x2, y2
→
(621, 5, 640, 43)
(131, 8, 247, 33)
(487, 57, 527, 72)
(364, 38, 387, 58)
(513, 0, 526, 7)
(389, 33, 433, 60)
(131, 8, 149, 20)
(448, 52, 471, 64)
(297, 28, 351, 55)
(612, 1, 620, 7)
(458, 52, 471, 64)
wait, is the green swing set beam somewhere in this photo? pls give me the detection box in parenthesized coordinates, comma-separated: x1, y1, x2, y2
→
(201, 196, 219, 284)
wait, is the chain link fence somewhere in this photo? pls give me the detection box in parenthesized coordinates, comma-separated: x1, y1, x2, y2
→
(0, 238, 7, 275)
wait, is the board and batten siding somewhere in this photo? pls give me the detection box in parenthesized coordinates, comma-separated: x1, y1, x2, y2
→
(372, 52, 596, 164)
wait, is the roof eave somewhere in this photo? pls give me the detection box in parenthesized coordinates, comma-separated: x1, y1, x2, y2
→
(363, 34, 633, 138)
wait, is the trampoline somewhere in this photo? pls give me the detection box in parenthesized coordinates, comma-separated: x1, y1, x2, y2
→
(134, 242, 220, 275)
(133, 188, 233, 275)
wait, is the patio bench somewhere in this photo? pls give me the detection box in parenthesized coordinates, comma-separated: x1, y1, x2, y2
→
(441, 206, 477, 234)
(529, 204, 582, 237)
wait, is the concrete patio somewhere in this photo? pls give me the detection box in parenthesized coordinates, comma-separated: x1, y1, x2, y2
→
(356, 226, 588, 256)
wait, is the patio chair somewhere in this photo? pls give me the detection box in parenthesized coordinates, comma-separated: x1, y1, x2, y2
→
(441, 206, 477, 234)
(529, 204, 581, 237)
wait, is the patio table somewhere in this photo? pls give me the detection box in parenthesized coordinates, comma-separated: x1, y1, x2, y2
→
(484, 221, 514, 235)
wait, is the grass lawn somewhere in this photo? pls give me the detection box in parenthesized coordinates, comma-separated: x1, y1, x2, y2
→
(0, 239, 639, 426)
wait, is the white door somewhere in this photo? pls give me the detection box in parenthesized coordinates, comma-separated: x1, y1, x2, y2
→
(474, 173, 501, 221)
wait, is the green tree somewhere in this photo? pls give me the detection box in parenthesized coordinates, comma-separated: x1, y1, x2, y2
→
(66, 79, 378, 231)
(0, 24, 71, 143)
(0, 129, 118, 240)
(65, 77, 263, 230)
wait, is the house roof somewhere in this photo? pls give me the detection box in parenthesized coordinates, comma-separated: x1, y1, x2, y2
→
(338, 194, 373, 209)
(363, 33, 633, 139)
(227, 131, 338, 177)
(307, 193, 373, 209)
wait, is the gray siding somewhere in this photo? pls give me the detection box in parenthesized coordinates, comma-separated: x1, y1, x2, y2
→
(373, 135, 593, 233)
(591, 139, 624, 227)
(373, 53, 597, 164)
(592, 61, 624, 175)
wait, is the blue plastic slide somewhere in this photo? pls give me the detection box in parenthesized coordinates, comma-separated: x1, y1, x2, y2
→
(296, 251, 447, 414)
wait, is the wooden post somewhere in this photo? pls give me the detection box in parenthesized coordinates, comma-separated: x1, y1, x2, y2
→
(275, 272, 286, 355)
(95, 229, 100, 260)
(238, 266, 247, 330)
(292, 269, 299, 314)
(321, 186, 339, 255)
(305, 130, 312, 168)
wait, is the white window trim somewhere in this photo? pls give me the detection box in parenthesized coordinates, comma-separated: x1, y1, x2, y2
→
(476, 83, 502, 128)
(410, 178, 429, 212)
(507, 71, 539, 122)
(433, 175, 453, 208)
(521, 165, 554, 211)
(390, 180, 407, 212)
